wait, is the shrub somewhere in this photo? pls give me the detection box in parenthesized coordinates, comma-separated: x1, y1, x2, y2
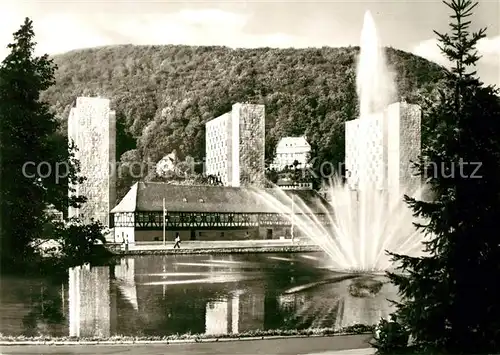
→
(372, 315, 410, 354)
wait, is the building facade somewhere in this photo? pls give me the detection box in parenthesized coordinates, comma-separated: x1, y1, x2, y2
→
(206, 287, 265, 335)
(205, 103, 265, 187)
(205, 112, 231, 185)
(111, 182, 329, 243)
(271, 136, 311, 171)
(345, 101, 421, 200)
(68, 97, 117, 226)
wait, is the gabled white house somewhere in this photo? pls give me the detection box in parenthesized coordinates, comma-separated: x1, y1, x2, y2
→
(270, 136, 311, 171)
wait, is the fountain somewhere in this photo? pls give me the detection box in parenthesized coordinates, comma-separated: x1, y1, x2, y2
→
(255, 11, 427, 276)
(255, 179, 426, 274)
(357, 10, 396, 118)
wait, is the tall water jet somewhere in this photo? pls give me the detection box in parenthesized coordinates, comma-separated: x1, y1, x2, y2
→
(254, 11, 426, 273)
(356, 10, 396, 118)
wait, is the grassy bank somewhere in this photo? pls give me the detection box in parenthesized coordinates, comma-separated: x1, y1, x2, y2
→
(110, 245, 322, 256)
(0, 325, 375, 345)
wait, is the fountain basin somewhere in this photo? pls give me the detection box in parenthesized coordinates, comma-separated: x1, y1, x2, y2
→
(348, 276, 385, 298)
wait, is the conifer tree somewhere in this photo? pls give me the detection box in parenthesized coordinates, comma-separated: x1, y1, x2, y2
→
(0, 18, 85, 268)
(379, 1, 500, 353)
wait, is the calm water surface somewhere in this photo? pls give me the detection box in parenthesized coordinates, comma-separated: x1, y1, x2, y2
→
(0, 252, 397, 337)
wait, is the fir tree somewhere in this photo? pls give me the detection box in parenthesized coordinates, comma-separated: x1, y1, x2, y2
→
(378, 1, 500, 353)
(0, 18, 85, 269)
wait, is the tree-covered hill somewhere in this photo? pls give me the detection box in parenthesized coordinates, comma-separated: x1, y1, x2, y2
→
(41, 44, 446, 199)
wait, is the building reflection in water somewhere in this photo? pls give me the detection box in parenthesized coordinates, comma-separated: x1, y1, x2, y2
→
(114, 257, 138, 310)
(205, 287, 265, 335)
(270, 279, 398, 330)
(68, 264, 111, 338)
(205, 298, 232, 334)
(278, 293, 308, 314)
(1, 254, 404, 338)
(64, 256, 398, 338)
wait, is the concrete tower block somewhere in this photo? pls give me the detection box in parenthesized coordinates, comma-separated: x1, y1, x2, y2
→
(386, 102, 421, 200)
(68, 97, 116, 226)
(205, 113, 231, 185)
(233, 103, 266, 188)
(205, 103, 265, 188)
(345, 112, 385, 190)
(345, 119, 361, 190)
(345, 101, 421, 199)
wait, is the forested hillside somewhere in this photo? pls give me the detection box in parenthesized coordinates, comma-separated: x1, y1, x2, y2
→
(41, 44, 447, 199)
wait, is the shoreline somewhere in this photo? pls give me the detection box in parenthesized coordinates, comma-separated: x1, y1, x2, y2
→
(0, 326, 375, 346)
(110, 244, 322, 256)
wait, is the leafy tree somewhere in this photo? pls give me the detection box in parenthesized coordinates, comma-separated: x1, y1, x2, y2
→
(115, 110, 137, 160)
(265, 168, 280, 185)
(377, 1, 500, 354)
(0, 18, 86, 269)
(50, 218, 110, 267)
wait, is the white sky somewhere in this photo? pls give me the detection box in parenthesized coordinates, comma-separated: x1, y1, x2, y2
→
(0, 0, 498, 86)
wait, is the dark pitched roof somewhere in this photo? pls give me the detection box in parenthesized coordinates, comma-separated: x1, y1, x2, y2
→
(111, 182, 329, 214)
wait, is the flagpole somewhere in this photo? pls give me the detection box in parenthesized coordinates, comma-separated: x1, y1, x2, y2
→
(163, 198, 166, 246)
(291, 194, 294, 242)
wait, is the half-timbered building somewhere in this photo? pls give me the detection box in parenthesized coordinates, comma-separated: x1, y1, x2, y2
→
(110, 182, 330, 243)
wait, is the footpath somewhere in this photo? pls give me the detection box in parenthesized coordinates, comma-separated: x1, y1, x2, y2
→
(0, 334, 374, 355)
(111, 239, 321, 255)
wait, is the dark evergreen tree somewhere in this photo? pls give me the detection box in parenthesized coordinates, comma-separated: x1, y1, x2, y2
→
(377, 1, 500, 354)
(0, 18, 85, 269)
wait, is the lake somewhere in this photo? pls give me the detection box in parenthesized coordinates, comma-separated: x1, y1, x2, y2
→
(0, 252, 397, 337)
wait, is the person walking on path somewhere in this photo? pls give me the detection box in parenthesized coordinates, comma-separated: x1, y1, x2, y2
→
(123, 235, 129, 252)
(173, 232, 181, 249)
